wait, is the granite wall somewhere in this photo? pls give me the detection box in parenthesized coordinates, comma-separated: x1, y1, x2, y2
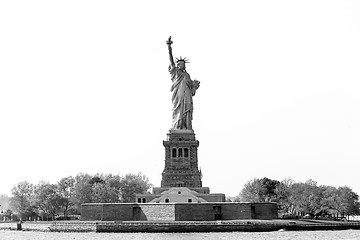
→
(82, 202, 277, 221)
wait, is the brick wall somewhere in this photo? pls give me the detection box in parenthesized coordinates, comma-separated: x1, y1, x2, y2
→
(252, 203, 278, 220)
(175, 204, 216, 221)
(222, 203, 252, 220)
(102, 204, 135, 221)
(175, 203, 277, 221)
(81, 203, 103, 221)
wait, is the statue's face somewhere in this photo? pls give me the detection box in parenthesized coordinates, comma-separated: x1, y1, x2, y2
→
(177, 61, 186, 70)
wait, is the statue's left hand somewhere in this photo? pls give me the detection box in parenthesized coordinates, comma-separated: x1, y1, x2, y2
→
(193, 80, 200, 89)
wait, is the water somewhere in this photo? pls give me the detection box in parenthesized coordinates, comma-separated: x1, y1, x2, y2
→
(1, 230, 360, 240)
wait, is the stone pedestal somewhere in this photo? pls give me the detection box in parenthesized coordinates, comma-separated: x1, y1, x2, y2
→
(134, 128, 225, 204)
(161, 129, 203, 188)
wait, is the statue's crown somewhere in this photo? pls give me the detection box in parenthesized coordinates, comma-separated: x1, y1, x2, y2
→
(176, 56, 190, 63)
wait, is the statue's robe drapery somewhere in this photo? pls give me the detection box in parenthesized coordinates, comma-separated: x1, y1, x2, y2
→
(169, 65, 197, 130)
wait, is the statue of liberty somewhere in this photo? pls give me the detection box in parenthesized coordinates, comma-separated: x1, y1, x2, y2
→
(166, 36, 200, 130)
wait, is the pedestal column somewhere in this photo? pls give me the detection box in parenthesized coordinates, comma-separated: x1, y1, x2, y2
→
(161, 129, 202, 188)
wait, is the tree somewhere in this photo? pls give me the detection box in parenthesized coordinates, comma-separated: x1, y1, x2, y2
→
(91, 174, 121, 203)
(57, 176, 75, 217)
(337, 186, 360, 218)
(91, 182, 119, 203)
(119, 173, 152, 203)
(10, 181, 37, 220)
(275, 178, 296, 215)
(4, 209, 13, 220)
(33, 182, 63, 220)
(236, 178, 263, 202)
(0, 194, 10, 212)
(72, 173, 93, 214)
(286, 179, 322, 216)
(237, 177, 360, 219)
(237, 177, 280, 203)
(89, 175, 105, 185)
(318, 185, 341, 217)
(316, 186, 360, 219)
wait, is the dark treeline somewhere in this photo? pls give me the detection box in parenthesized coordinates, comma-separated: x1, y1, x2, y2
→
(235, 177, 360, 219)
(2, 175, 359, 221)
(1, 172, 152, 221)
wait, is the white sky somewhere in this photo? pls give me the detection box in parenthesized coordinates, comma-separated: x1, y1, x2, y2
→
(1, 0, 359, 198)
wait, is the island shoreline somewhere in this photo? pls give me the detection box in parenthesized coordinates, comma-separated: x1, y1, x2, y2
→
(1, 219, 360, 233)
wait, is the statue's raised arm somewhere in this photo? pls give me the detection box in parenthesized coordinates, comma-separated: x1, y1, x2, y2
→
(166, 36, 175, 67)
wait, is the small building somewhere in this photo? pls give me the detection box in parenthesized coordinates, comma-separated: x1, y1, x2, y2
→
(136, 187, 225, 203)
